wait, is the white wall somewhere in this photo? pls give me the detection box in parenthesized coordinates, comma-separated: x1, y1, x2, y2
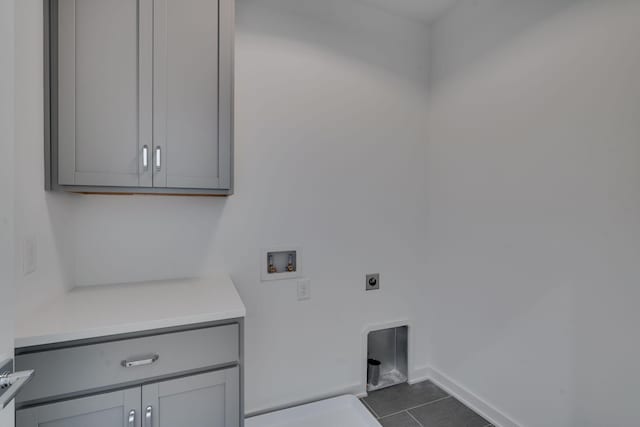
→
(14, 0, 77, 320)
(0, 0, 15, 424)
(426, 1, 640, 426)
(15, 0, 432, 413)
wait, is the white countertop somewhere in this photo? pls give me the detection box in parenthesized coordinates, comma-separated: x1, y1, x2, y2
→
(15, 275, 246, 348)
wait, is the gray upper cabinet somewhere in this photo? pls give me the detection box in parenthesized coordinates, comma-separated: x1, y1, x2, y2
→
(154, 0, 232, 190)
(56, 0, 152, 189)
(16, 387, 141, 427)
(46, 0, 234, 195)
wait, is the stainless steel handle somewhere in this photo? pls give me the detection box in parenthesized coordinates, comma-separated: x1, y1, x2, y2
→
(142, 145, 149, 170)
(155, 146, 161, 171)
(145, 406, 152, 427)
(121, 354, 159, 368)
(128, 410, 136, 427)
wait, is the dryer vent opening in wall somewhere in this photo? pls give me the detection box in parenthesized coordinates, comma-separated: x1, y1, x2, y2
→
(366, 326, 408, 392)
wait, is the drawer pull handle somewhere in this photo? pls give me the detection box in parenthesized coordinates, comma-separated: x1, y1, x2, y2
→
(145, 405, 153, 427)
(142, 145, 149, 170)
(121, 354, 159, 368)
(128, 410, 136, 427)
(155, 146, 161, 171)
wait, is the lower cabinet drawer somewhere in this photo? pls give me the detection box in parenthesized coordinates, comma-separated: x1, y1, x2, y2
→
(15, 324, 239, 404)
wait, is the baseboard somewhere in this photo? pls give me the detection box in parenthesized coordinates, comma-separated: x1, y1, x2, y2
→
(408, 365, 430, 385)
(426, 367, 520, 427)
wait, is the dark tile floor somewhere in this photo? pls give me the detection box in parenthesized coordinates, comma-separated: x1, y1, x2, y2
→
(361, 381, 494, 427)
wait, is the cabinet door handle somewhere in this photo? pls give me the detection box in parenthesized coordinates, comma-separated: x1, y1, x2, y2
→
(128, 410, 136, 427)
(142, 145, 149, 170)
(121, 354, 159, 368)
(155, 146, 161, 171)
(145, 405, 153, 427)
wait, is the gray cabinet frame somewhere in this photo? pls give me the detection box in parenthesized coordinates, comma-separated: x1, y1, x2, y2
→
(15, 319, 244, 427)
(43, 0, 234, 196)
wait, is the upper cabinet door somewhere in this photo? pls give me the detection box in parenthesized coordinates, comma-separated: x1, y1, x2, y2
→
(57, 0, 153, 187)
(153, 0, 233, 190)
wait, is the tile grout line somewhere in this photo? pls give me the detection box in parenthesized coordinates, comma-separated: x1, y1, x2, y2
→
(366, 382, 493, 426)
(406, 409, 425, 427)
(377, 395, 452, 420)
(361, 398, 381, 419)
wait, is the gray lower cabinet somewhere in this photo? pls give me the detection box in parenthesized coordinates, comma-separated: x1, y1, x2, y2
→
(15, 387, 141, 427)
(46, 0, 234, 195)
(16, 369, 239, 427)
(14, 321, 244, 427)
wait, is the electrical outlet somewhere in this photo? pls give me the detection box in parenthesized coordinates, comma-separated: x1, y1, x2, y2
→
(23, 236, 37, 275)
(297, 279, 311, 301)
(366, 274, 380, 291)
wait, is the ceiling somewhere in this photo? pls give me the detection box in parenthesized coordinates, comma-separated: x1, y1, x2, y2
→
(359, 0, 458, 23)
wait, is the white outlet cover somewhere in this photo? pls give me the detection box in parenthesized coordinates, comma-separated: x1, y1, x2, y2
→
(297, 279, 311, 301)
(23, 236, 37, 275)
